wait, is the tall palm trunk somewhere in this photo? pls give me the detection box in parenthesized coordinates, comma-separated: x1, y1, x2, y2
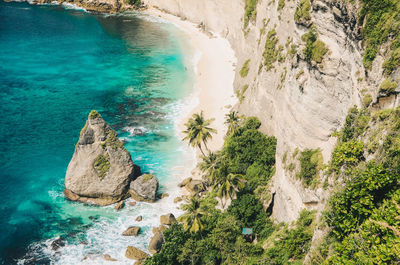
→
(198, 144, 206, 156)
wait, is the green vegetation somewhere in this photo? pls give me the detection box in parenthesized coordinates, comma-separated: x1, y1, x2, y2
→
(294, 0, 311, 26)
(124, 0, 141, 6)
(239, 59, 251, 77)
(297, 149, 322, 187)
(94, 154, 110, 180)
(359, 0, 400, 70)
(89, 110, 101, 119)
(296, 69, 304, 79)
(80, 121, 88, 136)
(263, 29, 279, 70)
(224, 111, 242, 136)
(302, 26, 329, 64)
(182, 111, 217, 156)
(277, 0, 285, 11)
(309, 106, 400, 263)
(235, 84, 248, 103)
(380, 79, 398, 94)
(362, 93, 373, 107)
(244, 0, 258, 28)
(142, 174, 154, 183)
(102, 127, 124, 150)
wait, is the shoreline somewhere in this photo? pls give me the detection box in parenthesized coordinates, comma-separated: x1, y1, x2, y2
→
(144, 6, 237, 163)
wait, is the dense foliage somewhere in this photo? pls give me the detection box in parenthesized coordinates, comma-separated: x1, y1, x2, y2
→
(297, 148, 321, 187)
(359, 0, 400, 71)
(294, 0, 311, 26)
(244, 0, 258, 27)
(301, 26, 328, 64)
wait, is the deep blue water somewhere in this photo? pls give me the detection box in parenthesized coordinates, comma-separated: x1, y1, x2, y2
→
(0, 2, 194, 264)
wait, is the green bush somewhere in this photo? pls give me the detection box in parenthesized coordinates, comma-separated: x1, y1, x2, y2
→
(330, 140, 364, 173)
(379, 79, 398, 94)
(297, 149, 322, 187)
(263, 29, 279, 70)
(383, 47, 400, 75)
(301, 26, 329, 63)
(240, 59, 251, 77)
(362, 93, 373, 107)
(359, 0, 400, 70)
(244, 0, 258, 27)
(326, 162, 398, 240)
(277, 0, 285, 11)
(93, 154, 110, 179)
(294, 0, 311, 25)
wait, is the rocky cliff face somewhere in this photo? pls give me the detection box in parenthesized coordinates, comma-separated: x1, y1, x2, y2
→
(142, 0, 399, 222)
(64, 110, 138, 205)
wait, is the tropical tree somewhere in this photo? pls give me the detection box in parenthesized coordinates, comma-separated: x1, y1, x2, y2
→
(182, 111, 217, 156)
(179, 196, 207, 234)
(198, 152, 219, 180)
(224, 111, 241, 136)
(212, 165, 245, 208)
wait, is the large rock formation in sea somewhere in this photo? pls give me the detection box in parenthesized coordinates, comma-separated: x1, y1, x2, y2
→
(64, 110, 139, 206)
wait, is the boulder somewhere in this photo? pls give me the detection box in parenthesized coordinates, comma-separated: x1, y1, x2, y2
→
(125, 246, 148, 260)
(178, 177, 192, 187)
(160, 213, 176, 226)
(152, 225, 167, 234)
(114, 201, 125, 210)
(129, 174, 158, 202)
(51, 237, 65, 251)
(129, 201, 137, 206)
(65, 110, 140, 206)
(161, 193, 169, 199)
(135, 216, 142, 222)
(185, 179, 206, 196)
(148, 232, 164, 254)
(122, 226, 140, 236)
(174, 197, 182, 203)
(104, 254, 117, 261)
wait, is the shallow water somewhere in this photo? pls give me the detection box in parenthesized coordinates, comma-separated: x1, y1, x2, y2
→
(0, 2, 195, 264)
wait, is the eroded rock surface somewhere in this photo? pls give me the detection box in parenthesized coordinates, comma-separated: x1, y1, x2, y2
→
(64, 110, 139, 205)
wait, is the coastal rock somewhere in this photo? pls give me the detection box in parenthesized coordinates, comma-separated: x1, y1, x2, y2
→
(51, 237, 65, 251)
(174, 197, 182, 203)
(148, 232, 164, 254)
(125, 246, 148, 260)
(185, 179, 206, 196)
(161, 193, 169, 199)
(114, 201, 125, 210)
(129, 201, 137, 206)
(178, 177, 192, 187)
(129, 174, 159, 202)
(135, 216, 142, 222)
(104, 254, 117, 261)
(152, 225, 167, 234)
(64, 110, 139, 206)
(122, 226, 140, 236)
(160, 213, 176, 226)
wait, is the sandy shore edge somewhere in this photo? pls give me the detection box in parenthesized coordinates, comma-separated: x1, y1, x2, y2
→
(144, 7, 238, 161)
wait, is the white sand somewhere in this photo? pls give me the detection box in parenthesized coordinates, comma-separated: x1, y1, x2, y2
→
(144, 7, 238, 157)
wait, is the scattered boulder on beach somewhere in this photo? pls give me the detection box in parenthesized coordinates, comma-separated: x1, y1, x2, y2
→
(152, 225, 167, 234)
(174, 197, 183, 203)
(129, 174, 159, 202)
(114, 201, 125, 210)
(160, 213, 176, 226)
(122, 226, 140, 236)
(178, 177, 192, 187)
(104, 254, 117, 261)
(185, 179, 206, 196)
(160, 193, 169, 199)
(125, 246, 148, 260)
(129, 201, 137, 206)
(149, 232, 165, 254)
(135, 216, 142, 222)
(64, 110, 140, 206)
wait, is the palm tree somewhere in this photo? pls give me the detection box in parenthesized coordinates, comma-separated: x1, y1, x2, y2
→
(213, 168, 245, 208)
(182, 111, 217, 156)
(198, 152, 219, 180)
(179, 196, 206, 234)
(224, 111, 241, 136)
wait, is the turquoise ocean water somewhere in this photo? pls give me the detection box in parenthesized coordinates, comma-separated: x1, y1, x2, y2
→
(0, 1, 196, 264)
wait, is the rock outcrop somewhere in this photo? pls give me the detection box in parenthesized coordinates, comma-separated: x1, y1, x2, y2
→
(148, 232, 164, 254)
(129, 174, 159, 202)
(122, 226, 141, 236)
(125, 246, 149, 260)
(160, 213, 176, 226)
(64, 110, 139, 206)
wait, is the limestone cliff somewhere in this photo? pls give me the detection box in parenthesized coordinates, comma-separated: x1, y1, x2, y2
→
(64, 110, 139, 206)
(142, 0, 399, 222)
